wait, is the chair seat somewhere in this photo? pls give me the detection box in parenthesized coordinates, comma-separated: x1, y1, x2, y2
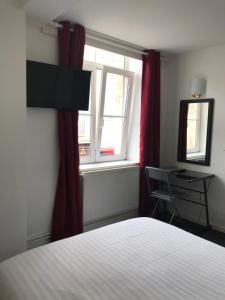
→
(145, 166, 184, 224)
(150, 189, 185, 202)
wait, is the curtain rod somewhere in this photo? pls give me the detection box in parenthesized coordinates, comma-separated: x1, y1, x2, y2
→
(44, 22, 167, 61)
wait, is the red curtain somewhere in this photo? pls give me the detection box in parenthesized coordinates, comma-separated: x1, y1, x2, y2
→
(51, 22, 85, 241)
(139, 50, 161, 215)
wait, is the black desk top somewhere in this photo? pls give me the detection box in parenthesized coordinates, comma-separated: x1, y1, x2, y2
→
(163, 167, 215, 182)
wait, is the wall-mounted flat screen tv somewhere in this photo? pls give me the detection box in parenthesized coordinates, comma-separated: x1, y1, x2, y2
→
(27, 60, 91, 111)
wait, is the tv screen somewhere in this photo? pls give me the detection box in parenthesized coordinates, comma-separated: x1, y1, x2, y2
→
(27, 60, 91, 111)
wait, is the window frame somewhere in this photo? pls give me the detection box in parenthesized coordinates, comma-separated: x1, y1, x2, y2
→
(96, 66, 134, 162)
(79, 62, 98, 164)
(79, 62, 134, 164)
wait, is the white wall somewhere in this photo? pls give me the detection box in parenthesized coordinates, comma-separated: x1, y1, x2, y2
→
(26, 19, 59, 242)
(0, 0, 27, 261)
(165, 44, 225, 231)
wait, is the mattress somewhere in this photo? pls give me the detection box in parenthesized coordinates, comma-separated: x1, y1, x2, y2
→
(0, 217, 225, 300)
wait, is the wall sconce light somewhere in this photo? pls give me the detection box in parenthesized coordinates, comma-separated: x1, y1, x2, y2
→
(191, 78, 206, 98)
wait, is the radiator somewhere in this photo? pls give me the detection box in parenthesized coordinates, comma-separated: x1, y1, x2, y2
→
(82, 166, 139, 224)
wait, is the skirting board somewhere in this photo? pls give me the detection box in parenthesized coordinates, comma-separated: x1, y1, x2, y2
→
(84, 209, 139, 232)
(166, 206, 225, 234)
(181, 213, 225, 234)
(27, 209, 139, 249)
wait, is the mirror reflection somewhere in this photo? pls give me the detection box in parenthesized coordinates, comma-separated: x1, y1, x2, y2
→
(178, 99, 213, 166)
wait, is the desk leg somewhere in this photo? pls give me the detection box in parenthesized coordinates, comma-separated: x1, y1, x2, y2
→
(203, 179, 210, 229)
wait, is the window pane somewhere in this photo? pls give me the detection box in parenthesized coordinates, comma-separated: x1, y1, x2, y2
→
(187, 120, 197, 152)
(104, 73, 128, 116)
(96, 48, 124, 69)
(100, 117, 124, 156)
(78, 115, 91, 157)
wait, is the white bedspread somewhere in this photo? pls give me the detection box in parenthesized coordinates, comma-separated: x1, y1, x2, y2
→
(0, 218, 225, 300)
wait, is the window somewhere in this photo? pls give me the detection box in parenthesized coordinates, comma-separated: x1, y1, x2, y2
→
(78, 46, 135, 164)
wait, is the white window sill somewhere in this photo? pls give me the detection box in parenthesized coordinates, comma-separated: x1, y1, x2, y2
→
(80, 160, 139, 174)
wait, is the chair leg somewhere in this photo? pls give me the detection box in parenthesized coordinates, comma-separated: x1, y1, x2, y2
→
(169, 200, 180, 224)
(169, 209, 176, 224)
(151, 199, 160, 218)
(172, 201, 180, 218)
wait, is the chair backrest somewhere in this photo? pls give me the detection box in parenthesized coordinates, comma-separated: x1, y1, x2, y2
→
(145, 166, 172, 194)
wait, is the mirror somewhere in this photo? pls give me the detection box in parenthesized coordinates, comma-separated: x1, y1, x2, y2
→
(177, 99, 214, 166)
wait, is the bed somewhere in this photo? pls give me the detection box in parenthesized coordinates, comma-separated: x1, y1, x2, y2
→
(0, 217, 225, 300)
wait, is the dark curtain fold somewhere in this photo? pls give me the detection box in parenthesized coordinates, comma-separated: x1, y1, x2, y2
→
(139, 50, 161, 216)
(51, 22, 85, 242)
(178, 103, 188, 160)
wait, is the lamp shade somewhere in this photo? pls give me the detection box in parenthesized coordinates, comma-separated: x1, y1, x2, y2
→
(191, 78, 205, 98)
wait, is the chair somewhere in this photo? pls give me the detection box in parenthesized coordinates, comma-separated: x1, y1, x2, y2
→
(145, 166, 184, 224)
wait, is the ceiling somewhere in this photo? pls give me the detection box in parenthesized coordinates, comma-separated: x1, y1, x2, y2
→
(25, 0, 225, 54)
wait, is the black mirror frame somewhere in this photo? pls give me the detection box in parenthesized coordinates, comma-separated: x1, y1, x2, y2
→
(177, 98, 214, 166)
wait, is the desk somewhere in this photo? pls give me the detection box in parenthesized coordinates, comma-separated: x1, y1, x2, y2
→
(164, 168, 215, 229)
